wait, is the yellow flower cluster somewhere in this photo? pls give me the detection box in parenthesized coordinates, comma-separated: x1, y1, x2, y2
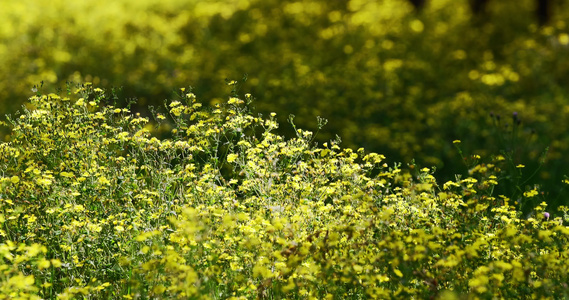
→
(0, 84, 568, 298)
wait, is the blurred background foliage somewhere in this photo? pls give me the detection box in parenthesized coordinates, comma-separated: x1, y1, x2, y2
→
(1, 0, 569, 206)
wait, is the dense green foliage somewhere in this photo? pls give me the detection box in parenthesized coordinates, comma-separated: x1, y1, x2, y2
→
(1, 85, 569, 299)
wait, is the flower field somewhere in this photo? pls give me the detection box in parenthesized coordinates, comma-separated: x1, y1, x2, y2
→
(1, 84, 569, 299)
(3, 1, 569, 298)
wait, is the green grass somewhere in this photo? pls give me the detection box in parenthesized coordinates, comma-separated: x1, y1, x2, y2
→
(1, 83, 569, 299)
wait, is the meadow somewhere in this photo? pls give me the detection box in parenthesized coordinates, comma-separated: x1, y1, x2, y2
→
(3, 0, 569, 298)
(1, 83, 569, 299)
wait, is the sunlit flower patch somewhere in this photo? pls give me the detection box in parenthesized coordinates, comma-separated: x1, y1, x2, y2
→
(0, 84, 568, 299)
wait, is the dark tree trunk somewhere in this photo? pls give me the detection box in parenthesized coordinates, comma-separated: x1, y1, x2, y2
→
(409, 0, 426, 10)
(537, 0, 551, 25)
(470, 0, 490, 15)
